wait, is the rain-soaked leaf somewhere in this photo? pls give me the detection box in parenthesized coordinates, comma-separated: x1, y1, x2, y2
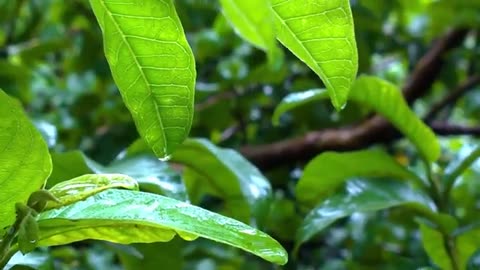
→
(37, 189, 288, 265)
(272, 88, 329, 125)
(297, 179, 435, 248)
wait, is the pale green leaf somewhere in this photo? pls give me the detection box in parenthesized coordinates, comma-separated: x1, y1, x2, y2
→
(349, 76, 441, 162)
(219, 0, 279, 65)
(89, 0, 196, 158)
(297, 179, 435, 248)
(0, 90, 52, 230)
(48, 151, 188, 201)
(419, 223, 454, 270)
(37, 189, 288, 265)
(296, 150, 419, 205)
(45, 174, 138, 210)
(171, 138, 272, 226)
(272, 88, 328, 125)
(271, 0, 358, 109)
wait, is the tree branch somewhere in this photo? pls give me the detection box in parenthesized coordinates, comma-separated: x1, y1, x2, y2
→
(241, 29, 469, 170)
(424, 75, 480, 122)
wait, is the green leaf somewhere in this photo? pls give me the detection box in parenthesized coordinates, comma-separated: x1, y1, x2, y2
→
(89, 0, 196, 158)
(272, 88, 329, 125)
(271, 0, 358, 109)
(419, 223, 454, 270)
(99, 155, 188, 201)
(456, 227, 480, 269)
(349, 76, 440, 162)
(219, 0, 279, 66)
(171, 138, 272, 226)
(116, 241, 184, 270)
(37, 189, 288, 265)
(47, 151, 94, 187)
(0, 90, 52, 230)
(296, 150, 418, 205)
(272, 76, 440, 162)
(45, 174, 138, 210)
(297, 179, 435, 248)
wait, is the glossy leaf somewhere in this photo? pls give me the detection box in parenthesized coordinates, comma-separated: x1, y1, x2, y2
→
(272, 88, 328, 125)
(46, 174, 138, 210)
(297, 179, 435, 248)
(419, 223, 453, 270)
(89, 0, 196, 158)
(47, 151, 96, 187)
(219, 0, 278, 64)
(171, 138, 272, 225)
(349, 76, 440, 162)
(296, 150, 418, 205)
(37, 189, 288, 265)
(271, 0, 358, 109)
(0, 90, 52, 230)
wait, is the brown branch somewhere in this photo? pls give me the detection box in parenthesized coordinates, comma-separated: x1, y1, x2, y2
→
(431, 122, 480, 136)
(424, 75, 480, 122)
(240, 29, 469, 170)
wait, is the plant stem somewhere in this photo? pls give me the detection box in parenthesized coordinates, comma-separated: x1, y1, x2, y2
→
(444, 146, 480, 198)
(444, 235, 460, 270)
(0, 246, 18, 269)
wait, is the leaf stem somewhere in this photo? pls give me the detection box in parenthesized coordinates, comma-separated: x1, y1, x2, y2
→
(0, 246, 17, 269)
(444, 146, 480, 198)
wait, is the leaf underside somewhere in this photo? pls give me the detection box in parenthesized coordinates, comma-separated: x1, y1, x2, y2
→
(0, 90, 52, 229)
(271, 0, 358, 109)
(89, 0, 196, 158)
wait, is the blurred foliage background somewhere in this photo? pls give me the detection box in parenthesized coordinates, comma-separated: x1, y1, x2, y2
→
(1, 0, 480, 269)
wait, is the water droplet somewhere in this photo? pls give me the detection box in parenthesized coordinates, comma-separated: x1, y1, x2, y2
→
(159, 154, 171, 162)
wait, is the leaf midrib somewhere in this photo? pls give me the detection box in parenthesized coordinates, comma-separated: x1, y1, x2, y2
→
(99, 0, 167, 154)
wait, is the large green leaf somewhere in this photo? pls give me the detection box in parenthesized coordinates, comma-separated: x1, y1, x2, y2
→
(171, 138, 272, 226)
(89, 0, 195, 158)
(272, 88, 328, 125)
(37, 189, 288, 265)
(419, 223, 454, 270)
(219, 0, 279, 65)
(297, 179, 435, 248)
(350, 76, 440, 162)
(0, 90, 52, 230)
(296, 150, 419, 205)
(271, 0, 358, 109)
(46, 174, 139, 210)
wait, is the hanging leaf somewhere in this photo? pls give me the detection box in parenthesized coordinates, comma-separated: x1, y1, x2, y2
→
(37, 189, 288, 265)
(0, 90, 52, 230)
(219, 0, 280, 66)
(89, 0, 196, 158)
(271, 0, 358, 109)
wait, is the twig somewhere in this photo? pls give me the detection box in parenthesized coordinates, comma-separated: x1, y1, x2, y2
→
(424, 75, 480, 122)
